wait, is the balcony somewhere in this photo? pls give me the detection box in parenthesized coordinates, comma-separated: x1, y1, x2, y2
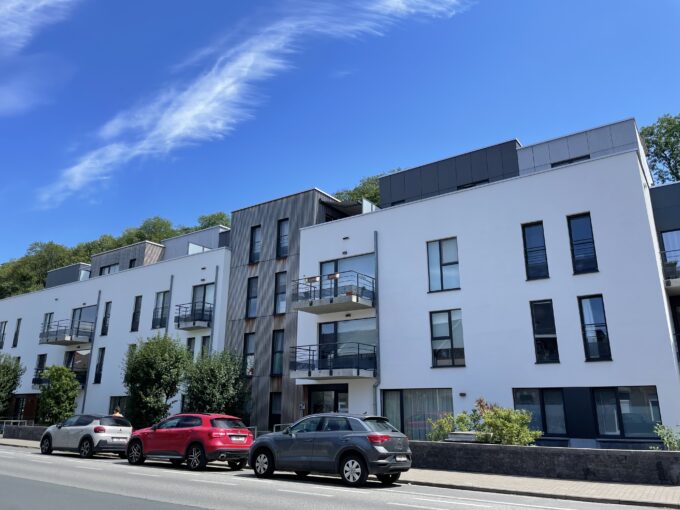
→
(174, 302, 213, 330)
(289, 342, 377, 380)
(32, 368, 88, 387)
(292, 271, 375, 314)
(661, 250, 680, 296)
(39, 320, 94, 346)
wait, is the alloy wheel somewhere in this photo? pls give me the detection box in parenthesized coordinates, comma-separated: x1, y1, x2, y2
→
(128, 443, 141, 463)
(255, 453, 269, 474)
(343, 459, 362, 483)
(80, 440, 91, 457)
(40, 438, 51, 454)
(188, 447, 202, 469)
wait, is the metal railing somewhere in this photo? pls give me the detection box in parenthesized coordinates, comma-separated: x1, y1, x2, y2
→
(292, 271, 375, 303)
(572, 239, 598, 272)
(583, 323, 611, 360)
(39, 319, 94, 344)
(32, 368, 48, 386)
(152, 306, 170, 329)
(661, 249, 680, 280)
(33, 367, 88, 386)
(174, 302, 214, 327)
(290, 342, 377, 377)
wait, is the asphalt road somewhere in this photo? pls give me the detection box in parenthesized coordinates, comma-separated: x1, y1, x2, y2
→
(0, 445, 649, 510)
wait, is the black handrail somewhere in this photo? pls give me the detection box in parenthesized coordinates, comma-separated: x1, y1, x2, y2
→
(661, 249, 680, 280)
(152, 306, 170, 329)
(39, 319, 94, 344)
(292, 271, 375, 303)
(289, 342, 377, 377)
(175, 301, 214, 326)
(33, 367, 87, 386)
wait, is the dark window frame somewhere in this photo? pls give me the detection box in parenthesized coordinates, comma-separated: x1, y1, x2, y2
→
(578, 294, 612, 362)
(522, 222, 549, 280)
(249, 225, 262, 264)
(130, 296, 142, 332)
(243, 333, 255, 377)
(426, 237, 460, 293)
(94, 347, 105, 384)
(273, 271, 287, 315)
(12, 318, 21, 348)
(152, 290, 170, 330)
(201, 335, 210, 358)
(101, 301, 112, 336)
(276, 218, 289, 258)
(246, 277, 258, 318)
(271, 329, 284, 376)
(513, 387, 568, 437)
(429, 309, 465, 368)
(591, 386, 661, 439)
(0, 321, 6, 349)
(529, 300, 560, 364)
(186, 337, 195, 357)
(568, 213, 599, 274)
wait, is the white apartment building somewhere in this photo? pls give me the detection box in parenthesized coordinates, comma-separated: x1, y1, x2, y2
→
(294, 119, 680, 447)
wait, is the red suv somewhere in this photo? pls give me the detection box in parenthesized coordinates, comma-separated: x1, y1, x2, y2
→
(127, 413, 253, 471)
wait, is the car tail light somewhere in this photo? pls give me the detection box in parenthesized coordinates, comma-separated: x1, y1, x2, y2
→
(210, 429, 226, 438)
(94, 426, 106, 433)
(367, 434, 391, 444)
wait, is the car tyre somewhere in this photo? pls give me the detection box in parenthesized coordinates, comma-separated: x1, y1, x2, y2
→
(40, 436, 52, 455)
(376, 473, 401, 485)
(228, 459, 246, 471)
(253, 449, 275, 478)
(170, 459, 184, 467)
(295, 471, 310, 478)
(79, 437, 94, 458)
(186, 444, 208, 471)
(340, 454, 368, 487)
(127, 440, 146, 465)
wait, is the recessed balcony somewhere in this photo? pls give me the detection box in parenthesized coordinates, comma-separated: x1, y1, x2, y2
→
(39, 320, 94, 346)
(289, 342, 377, 380)
(174, 302, 213, 330)
(292, 271, 375, 314)
(32, 367, 88, 387)
(662, 250, 680, 296)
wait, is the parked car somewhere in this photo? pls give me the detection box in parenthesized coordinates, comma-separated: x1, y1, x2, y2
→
(249, 413, 411, 487)
(40, 414, 132, 458)
(126, 413, 253, 471)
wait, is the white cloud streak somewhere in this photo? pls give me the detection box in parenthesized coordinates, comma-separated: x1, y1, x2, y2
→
(38, 0, 469, 207)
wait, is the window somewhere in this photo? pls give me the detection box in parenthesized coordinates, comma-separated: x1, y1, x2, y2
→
(319, 253, 376, 299)
(274, 272, 287, 314)
(188, 243, 209, 255)
(568, 213, 598, 274)
(271, 330, 284, 376)
(178, 416, 203, 428)
(249, 225, 262, 263)
(382, 388, 453, 440)
(290, 416, 322, 434)
(429, 310, 465, 367)
(42, 313, 54, 334)
(35, 353, 47, 374)
(319, 318, 378, 367)
(244, 333, 255, 376)
(593, 386, 661, 438)
(530, 300, 559, 363)
(79, 269, 90, 281)
(99, 263, 119, 276)
(186, 337, 195, 358)
(246, 277, 258, 318)
(321, 416, 351, 431)
(269, 392, 282, 430)
(277, 219, 289, 258)
(201, 336, 210, 357)
(158, 417, 182, 429)
(661, 229, 680, 280)
(579, 295, 611, 361)
(152, 291, 170, 329)
(427, 238, 460, 291)
(101, 301, 111, 336)
(94, 347, 105, 384)
(513, 388, 566, 435)
(0, 321, 6, 349)
(522, 222, 549, 280)
(192, 282, 215, 321)
(131, 296, 142, 332)
(108, 396, 128, 416)
(12, 318, 21, 348)
(72, 305, 96, 338)
(128, 259, 137, 269)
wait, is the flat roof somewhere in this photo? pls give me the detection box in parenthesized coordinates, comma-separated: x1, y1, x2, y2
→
(90, 240, 165, 258)
(231, 188, 339, 213)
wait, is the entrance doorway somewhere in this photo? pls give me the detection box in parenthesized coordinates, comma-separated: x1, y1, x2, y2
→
(308, 384, 348, 414)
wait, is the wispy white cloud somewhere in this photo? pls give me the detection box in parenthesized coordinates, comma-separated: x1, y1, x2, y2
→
(39, 0, 470, 208)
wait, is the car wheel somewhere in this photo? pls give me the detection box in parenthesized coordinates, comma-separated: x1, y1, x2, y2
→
(253, 449, 275, 478)
(79, 438, 94, 458)
(228, 459, 246, 471)
(170, 459, 184, 467)
(340, 454, 368, 487)
(127, 440, 145, 465)
(40, 436, 52, 455)
(376, 473, 401, 485)
(295, 471, 310, 478)
(186, 444, 207, 471)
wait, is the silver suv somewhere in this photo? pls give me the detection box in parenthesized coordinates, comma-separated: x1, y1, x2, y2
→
(249, 413, 411, 486)
(40, 414, 132, 458)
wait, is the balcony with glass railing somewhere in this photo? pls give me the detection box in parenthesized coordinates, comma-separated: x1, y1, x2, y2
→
(39, 320, 94, 346)
(174, 302, 213, 330)
(292, 271, 375, 314)
(152, 306, 170, 330)
(661, 249, 680, 295)
(289, 342, 377, 380)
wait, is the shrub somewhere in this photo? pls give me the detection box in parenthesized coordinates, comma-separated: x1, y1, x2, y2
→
(476, 405, 542, 446)
(184, 350, 247, 416)
(0, 354, 25, 416)
(655, 423, 680, 450)
(37, 366, 80, 424)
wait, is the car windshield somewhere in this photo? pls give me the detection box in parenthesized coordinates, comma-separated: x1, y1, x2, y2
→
(211, 418, 247, 429)
(362, 418, 399, 432)
(100, 417, 132, 427)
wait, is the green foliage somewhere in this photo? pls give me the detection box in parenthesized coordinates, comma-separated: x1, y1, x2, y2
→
(184, 350, 247, 416)
(197, 212, 231, 229)
(641, 113, 680, 183)
(654, 423, 680, 450)
(335, 169, 400, 205)
(0, 355, 25, 416)
(123, 335, 190, 428)
(36, 366, 81, 425)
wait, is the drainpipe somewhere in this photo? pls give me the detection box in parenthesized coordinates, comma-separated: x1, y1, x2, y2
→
(81, 290, 101, 413)
(165, 274, 174, 337)
(372, 230, 381, 415)
(209, 265, 219, 353)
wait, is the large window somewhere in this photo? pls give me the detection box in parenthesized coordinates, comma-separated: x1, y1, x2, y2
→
(579, 295, 611, 361)
(568, 213, 598, 274)
(130, 296, 142, 332)
(12, 318, 21, 348)
(513, 388, 566, 435)
(35, 353, 47, 373)
(593, 386, 661, 438)
(244, 333, 255, 376)
(427, 238, 460, 291)
(277, 219, 289, 258)
(249, 225, 262, 263)
(522, 222, 549, 280)
(192, 282, 215, 320)
(109, 396, 128, 416)
(661, 229, 680, 280)
(42, 312, 53, 334)
(429, 310, 465, 367)
(94, 347, 105, 384)
(269, 392, 282, 430)
(530, 300, 559, 363)
(152, 291, 170, 329)
(101, 301, 111, 336)
(246, 277, 258, 318)
(99, 263, 119, 276)
(271, 330, 284, 376)
(382, 388, 453, 440)
(186, 337, 195, 358)
(274, 272, 287, 315)
(320, 253, 375, 299)
(0, 321, 6, 349)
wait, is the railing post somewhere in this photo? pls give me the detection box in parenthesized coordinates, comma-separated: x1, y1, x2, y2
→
(307, 347, 312, 377)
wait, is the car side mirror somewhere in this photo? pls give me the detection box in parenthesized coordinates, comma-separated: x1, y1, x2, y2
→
(151, 424, 158, 431)
(56, 423, 63, 429)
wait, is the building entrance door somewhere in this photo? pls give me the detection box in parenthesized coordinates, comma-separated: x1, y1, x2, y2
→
(308, 384, 348, 414)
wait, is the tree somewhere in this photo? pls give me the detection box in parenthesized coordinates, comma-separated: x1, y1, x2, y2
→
(0, 355, 25, 416)
(641, 113, 680, 183)
(123, 335, 190, 428)
(197, 212, 230, 229)
(184, 351, 247, 416)
(36, 366, 81, 425)
(335, 168, 400, 205)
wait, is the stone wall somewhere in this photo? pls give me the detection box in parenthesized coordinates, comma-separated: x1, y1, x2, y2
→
(3, 425, 47, 441)
(410, 441, 680, 485)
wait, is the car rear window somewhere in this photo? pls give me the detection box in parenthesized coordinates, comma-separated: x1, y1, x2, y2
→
(211, 418, 246, 429)
(362, 418, 399, 432)
(100, 417, 132, 427)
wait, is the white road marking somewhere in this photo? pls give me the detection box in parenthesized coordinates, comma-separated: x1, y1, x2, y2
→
(277, 489, 333, 497)
(128, 471, 160, 477)
(311, 485, 364, 494)
(73, 465, 102, 471)
(236, 476, 273, 484)
(388, 503, 450, 510)
(386, 489, 573, 510)
(412, 498, 492, 508)
(27, 459, 54, 464)
(195, 480, 238, 487)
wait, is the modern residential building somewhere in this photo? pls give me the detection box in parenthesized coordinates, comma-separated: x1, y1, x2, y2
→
(1, 227, 230, 422)
(295, 119, 680, 446)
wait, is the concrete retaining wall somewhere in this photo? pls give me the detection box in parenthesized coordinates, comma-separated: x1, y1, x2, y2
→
(3, 425, 47, 441)
(410, 441, 680, 485)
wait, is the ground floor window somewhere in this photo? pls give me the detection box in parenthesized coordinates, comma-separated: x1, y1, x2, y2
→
(513, 388, 566, 435)
(109, 396, 129, 416)
(269, 392, 282, 431)
(382, 388, 453, 440)
(594, 386, 660, 438)
(307, 384, 348, 414)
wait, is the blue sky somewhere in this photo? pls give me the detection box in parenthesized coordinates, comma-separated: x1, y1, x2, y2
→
(1, 0, 679, 261)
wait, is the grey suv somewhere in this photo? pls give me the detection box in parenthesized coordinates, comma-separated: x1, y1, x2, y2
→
(249, 413, 411, 486)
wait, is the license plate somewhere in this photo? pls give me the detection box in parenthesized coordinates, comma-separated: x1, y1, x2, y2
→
(231, 436, 246, 442)
(396, 455, 408, 462)
(112, 437, 126, 442)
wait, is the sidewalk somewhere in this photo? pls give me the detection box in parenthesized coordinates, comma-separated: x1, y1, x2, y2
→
(0, 437, 39, 449)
